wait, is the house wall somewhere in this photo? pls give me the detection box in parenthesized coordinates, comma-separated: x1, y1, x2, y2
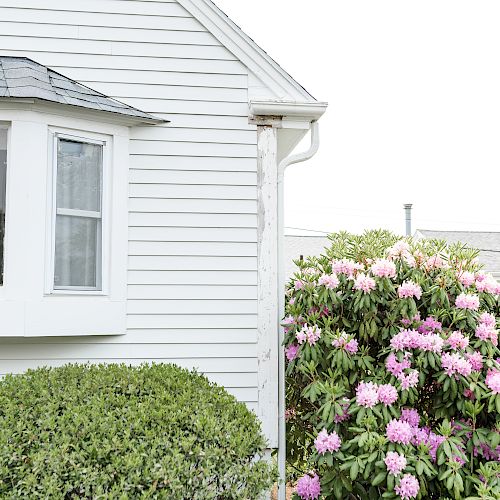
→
(0, 0, 261, 414)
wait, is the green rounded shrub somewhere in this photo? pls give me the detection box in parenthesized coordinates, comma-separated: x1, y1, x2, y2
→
(0, 363, 274, 499)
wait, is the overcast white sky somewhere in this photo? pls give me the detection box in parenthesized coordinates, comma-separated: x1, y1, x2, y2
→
(215, 0, 500, 237)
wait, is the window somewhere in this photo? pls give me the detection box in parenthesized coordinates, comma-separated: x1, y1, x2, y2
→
(0, 127, 7, 285)
(53, 136, 103, 291)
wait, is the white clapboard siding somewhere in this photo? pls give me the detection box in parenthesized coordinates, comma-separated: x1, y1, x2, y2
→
(128, 255, 257, 271)
(128, 213, 257, 228)
(56, 68, 248, 88)
(127, 299, 257, 315)
(128, 285, 257, 300)
(129, 156, 256, 171)
(128, 241, 257, 257)
(128, 199, 257, 214)
(0, 0, 260, 411)
(128, 227, 257, 243)
(130, 128, 256, 144)
(129, 170, 257, 186)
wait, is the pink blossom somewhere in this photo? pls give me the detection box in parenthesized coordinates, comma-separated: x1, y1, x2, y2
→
(457, 271, 475, 287)
(390, 329, 420, 351)
(418, 316, 442, 333)
(283, 315, 296, 326)
(412, 428, 446, 461)
(294, 280, 305, 290)
(385, 451, 407, 476)
(441, 352, 472, 378)
(371, 259, 397, 278)
(425, 255, 448, 270)
(475, 323, 498, 346)
(353, 273, 376, 294)
(398, 281, 422, 300)
(418, 333, 444, 353)
(285, 407, 296, 421)
(317, 273, 340, 289)
(332, 259, 363, 276)
(400, 408, 420, 427)
(296, 324, 321, 346)
(395, 474, 420, 500)
(455, 293, 480, 311)
(398, 370, 419, 390)
(296, 473, 321, 500)
(485, 369, 500, 394)
(475, 274, 498, 293)
(332, 333, 359, 354)
(466, 351, 483, 371)
(289, 297, 296, 305)
(314, 429, 341, 455)
(356, 381, 379, 408)
(386, 419, 413, 445)
(387, 241, 411, 260)
(479, 312, 496, 328)
(378, 384, 398, 405)
(386, 352, 412, 377)
(285, 344, 299, 361)
(446, 331, 469, 350)
(463, 388, 475, 400)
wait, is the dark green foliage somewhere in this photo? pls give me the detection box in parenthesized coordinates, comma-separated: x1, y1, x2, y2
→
(0, 363, 275, 499)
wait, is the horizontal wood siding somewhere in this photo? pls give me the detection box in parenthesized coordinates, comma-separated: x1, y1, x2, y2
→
(0, 0, 259, 408)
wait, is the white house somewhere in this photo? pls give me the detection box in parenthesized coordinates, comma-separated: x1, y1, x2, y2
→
(0, 0, 327, 482)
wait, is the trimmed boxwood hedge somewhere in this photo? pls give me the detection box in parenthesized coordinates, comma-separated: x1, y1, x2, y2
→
(0, 363, 275, 499)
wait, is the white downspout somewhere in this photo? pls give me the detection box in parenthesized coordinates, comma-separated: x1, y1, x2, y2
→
(277, 121, 320, 500)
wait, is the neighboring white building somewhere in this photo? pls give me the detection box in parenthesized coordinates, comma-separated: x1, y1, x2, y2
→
(0, 0, 327, 457)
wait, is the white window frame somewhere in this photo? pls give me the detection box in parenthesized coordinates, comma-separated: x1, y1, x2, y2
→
(46, 129, 110, 296)
(0, 123, 9, 291)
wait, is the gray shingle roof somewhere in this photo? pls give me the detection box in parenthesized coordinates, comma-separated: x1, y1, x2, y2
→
(416, 229, 500, 277)
(0, 56, 163, 123)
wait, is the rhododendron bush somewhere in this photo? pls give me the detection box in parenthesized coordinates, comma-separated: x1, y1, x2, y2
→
(284, 231, 500, 500)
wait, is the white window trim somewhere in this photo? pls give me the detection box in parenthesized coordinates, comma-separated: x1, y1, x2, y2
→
(0, 123, 9, 295)
(45, 129, 111, 296)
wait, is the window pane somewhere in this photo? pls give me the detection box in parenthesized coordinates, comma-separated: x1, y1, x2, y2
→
(54, 215, 99, 288)
(57, 139, 102, 212)
(0, 128, 7, 286)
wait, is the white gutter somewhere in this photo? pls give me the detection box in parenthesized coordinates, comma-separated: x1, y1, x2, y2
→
(249, 100, 327, 122)
(277, 121, 320, 500)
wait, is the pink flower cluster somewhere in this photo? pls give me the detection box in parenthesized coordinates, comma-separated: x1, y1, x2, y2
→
(386, 352, 412, 377)
(390, 329, 444, 354)
(446, 330, 469, 350)
(401, 408, 420, 427)
(387, 241, 414, 265)
(378, 384, 399, 405)
(356, 381, 398, 407)
(412, 427, 446, 461)
(457, 270, 475, 287)
(285, 344, 299, 361)
(475, 312, 498, 346)
(485, 369, 500, 394)
(296, 324, 321, 346)
(386, 419, 413, 444)
(332, 333, 358, 354)
(355, 381, 379, 408)
(353, 273, 376, 294)
(314, 429, 341, 455)
(296, 473, 321, 500)
(466, 351, 483, 371)
(332, 259, 363, 276)
(441, 352, 472, 378)
(371, 258, 397, 278)
(475, 272, 500, 294)
(397, 281, 422, 300)
(425, 255, 448, 271)
(399, 370, 419, 390)
(455, 293, 480, 311)
(395, 474, 420, 500)
(317, 273, 339, 289)
(384, 451, 407, 476)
